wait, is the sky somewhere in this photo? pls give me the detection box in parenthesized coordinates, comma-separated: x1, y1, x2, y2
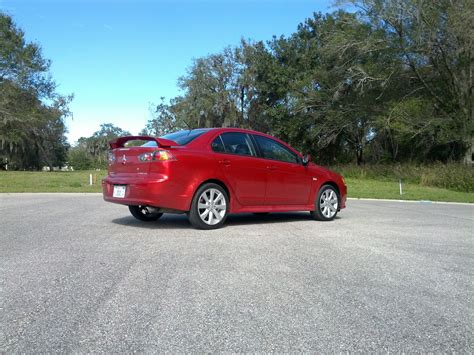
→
(1, 0, 336, 144)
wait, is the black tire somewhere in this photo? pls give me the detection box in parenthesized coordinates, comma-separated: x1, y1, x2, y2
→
(188, 183, 229, 230)
(310, 184, 340, 221)
(129, 205, 163, 222)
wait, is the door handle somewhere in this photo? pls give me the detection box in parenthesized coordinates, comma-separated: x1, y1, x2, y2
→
(218, 159, 231, 167)
(267, 165, 277, 171)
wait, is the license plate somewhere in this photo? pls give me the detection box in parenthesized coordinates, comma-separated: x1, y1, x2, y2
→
(113, 185, 126, 198)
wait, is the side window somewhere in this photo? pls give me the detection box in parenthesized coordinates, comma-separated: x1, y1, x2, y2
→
(219, 133, 256, 157)
(254, 135, 300, 164)
(211, 136, 225, 153)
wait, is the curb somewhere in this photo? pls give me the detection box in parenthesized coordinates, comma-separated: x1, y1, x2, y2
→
(347, 197, 473, 206)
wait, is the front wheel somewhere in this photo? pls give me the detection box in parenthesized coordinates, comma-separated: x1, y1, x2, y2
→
(188, 183, 229, 229)
(310, 185, 339, 221)
(129, 205, 163, 222)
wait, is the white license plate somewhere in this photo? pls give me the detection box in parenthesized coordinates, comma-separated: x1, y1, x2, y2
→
(113, 185, 126, 198)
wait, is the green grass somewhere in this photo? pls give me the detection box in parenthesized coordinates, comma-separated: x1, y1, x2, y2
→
(346, 178, 474, 203)
(0, 169, 473, 203)
(331, 163, 474, 193)
(0, 170, 107, 193)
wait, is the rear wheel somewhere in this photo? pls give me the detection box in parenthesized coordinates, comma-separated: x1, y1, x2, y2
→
(128, 205, 163, 222)
(188, 183, 229, 229)
(310, 185, 339, 221)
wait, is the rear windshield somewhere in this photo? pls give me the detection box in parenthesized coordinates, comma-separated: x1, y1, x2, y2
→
(141, 129, 210, 147)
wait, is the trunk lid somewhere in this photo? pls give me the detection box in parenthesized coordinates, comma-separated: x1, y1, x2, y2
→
(107, 136, 177, 175)
(109, 147, 156, 174)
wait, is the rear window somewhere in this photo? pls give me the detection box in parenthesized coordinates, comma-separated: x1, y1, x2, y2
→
(140, 129, 210, 147)
(160, 129, 210, 145)
(141, 140, 158, 147)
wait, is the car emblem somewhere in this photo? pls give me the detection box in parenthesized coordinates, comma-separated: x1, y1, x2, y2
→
(122, 154, 127, 165)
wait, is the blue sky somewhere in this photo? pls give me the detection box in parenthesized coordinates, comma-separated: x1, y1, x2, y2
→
(1, 0, 336, 144)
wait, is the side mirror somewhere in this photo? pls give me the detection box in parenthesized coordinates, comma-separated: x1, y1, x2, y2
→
(302, 154, 311, 166)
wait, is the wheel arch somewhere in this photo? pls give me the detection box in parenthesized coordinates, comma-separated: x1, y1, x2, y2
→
(321, 180, 340, 196)
(193, 178, 231, 203)
(318, 180, 341, 211)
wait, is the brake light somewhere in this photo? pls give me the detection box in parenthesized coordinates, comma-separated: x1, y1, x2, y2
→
(154, 150, 176, 161)
(108, 151, 116, 164)
(138, 150, 176, 162)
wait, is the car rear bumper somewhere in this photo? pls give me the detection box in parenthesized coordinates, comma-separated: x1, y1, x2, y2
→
(102, 174, 191, 211)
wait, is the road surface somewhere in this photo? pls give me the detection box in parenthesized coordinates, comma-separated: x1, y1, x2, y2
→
(1, 194, 472, 352)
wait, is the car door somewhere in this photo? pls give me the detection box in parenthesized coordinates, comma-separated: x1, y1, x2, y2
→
(211, 132, 267, 206)
(252, 134, 312, 205)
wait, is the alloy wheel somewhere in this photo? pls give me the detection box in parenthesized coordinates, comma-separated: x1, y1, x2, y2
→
(319, 188, 338, 219)
(197, 188, 227, 225)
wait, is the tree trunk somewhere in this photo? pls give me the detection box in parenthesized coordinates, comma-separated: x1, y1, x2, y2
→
(356, 145, 364, 165)
(463, 136, 473, 165)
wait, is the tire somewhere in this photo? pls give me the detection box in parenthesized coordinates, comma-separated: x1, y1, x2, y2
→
(310, 184, 340, 221)
(188, 183, 229, 230)
(129, 205, 163, 222)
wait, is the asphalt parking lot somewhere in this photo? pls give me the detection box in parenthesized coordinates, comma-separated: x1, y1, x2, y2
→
(1, 193, 472, 352)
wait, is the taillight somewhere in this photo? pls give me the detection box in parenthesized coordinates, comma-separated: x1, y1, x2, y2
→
(138, 150, 176, 162)
(155, 150, 176, 161)
(108, 151, 116, 164)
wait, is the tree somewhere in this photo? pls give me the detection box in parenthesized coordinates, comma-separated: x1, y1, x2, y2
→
(175, 48, 240, 128)
(0, 12, 71, 169)
(147, 3, 472, 165)
(68, 146, 93, 170)
(140, 98, 179, 136)
(71, 123, 131, 169)
(245, 11, 397, 164)
(346, 0, 473, 163)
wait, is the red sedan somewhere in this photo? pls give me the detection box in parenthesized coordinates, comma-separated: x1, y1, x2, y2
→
(102, 128, 347, 229)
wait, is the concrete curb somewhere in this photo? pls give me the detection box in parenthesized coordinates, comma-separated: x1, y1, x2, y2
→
(347, 197, 473, 206)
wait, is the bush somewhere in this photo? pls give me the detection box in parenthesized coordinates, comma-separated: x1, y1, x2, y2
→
(68, 147, 93, 170)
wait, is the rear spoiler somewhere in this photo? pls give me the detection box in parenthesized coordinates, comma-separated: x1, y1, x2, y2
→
(109, 136, 178, 149)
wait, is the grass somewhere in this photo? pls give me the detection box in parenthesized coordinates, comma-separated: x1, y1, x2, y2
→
(0, 170, 107, 193)
(331, 163, 474, 193)
(0, 169, 473, 203)
(346, 178, 474, 203)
